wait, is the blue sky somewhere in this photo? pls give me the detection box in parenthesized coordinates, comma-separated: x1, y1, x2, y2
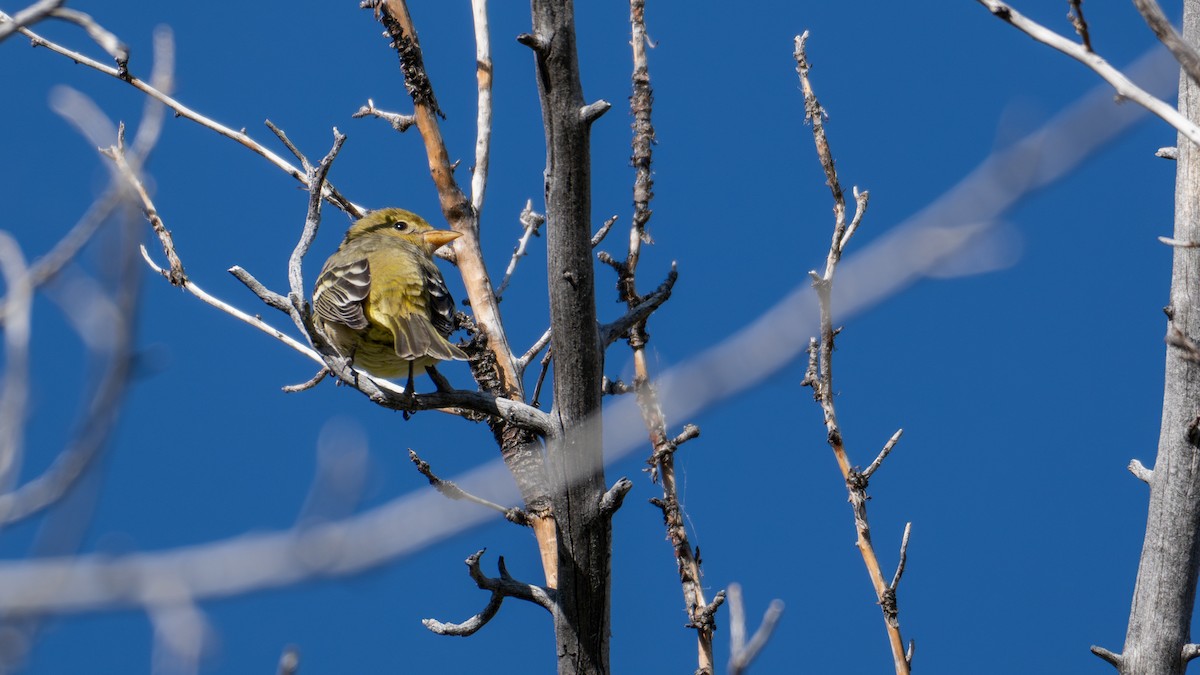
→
(0, 1, 1187, 673)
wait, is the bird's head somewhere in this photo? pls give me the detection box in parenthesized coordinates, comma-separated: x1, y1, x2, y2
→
(344, 207, 462, 256)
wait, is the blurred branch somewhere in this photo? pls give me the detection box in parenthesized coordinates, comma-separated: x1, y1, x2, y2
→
(0, 234, 33, 494)
(977, 0, 1200, 146)
(795, 31, 911, 675)
(727, 583, 785, 675)
(0, 0, 63, 44)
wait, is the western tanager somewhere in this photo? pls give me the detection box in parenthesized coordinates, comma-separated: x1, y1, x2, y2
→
(313, 208, 468, 384)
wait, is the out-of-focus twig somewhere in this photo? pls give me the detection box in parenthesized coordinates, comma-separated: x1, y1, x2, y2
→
(727, 583, 785, 675)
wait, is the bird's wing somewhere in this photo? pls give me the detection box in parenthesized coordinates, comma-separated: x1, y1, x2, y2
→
(313, 257, 371, 330)
(420, 256, 458, 339)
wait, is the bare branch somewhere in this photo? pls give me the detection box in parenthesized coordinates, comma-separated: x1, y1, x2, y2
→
(599, 264, 677, 346)
(281, 369, 329, 394)
(422, 550, 555, 636)
(351, 98, 416, 133)
(977, 0, 1200, 146)
(287, 130, 346, 310)
(495, 200, 545, 299)
(104, 132, 187, 286)
(1067, 0, 1091, 52)
(470, 0, 493, 215)
(890, 522, 913, 591)
(228, 266, 291, 313)
(796, 32, 909, 674)
(409, 450, 530, 526)
(863, 429, 903, 480)
(517, 328, 552, 374)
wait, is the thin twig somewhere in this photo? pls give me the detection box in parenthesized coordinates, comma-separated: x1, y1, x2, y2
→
(287, 130, 345, 311)
(796, 32, 909, 675)
(351, 98, 416, 133)
(517, 328, 552, 374)
(863, 429, 903, 480)
(104, 129, 186, 286)
(495, 200, 544, 299)
(281, 369, 329, 393)
(422, 550, 555, 636)
(470, 0, 492, 215)
(1067, 0, 1091, 52)
(409, 450, 530, 526)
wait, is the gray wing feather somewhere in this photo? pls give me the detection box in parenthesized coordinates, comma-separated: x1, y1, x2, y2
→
(314, 258, 371, 330)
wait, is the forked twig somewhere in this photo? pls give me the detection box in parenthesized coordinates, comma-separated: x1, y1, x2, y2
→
(796, 32, 911, 675)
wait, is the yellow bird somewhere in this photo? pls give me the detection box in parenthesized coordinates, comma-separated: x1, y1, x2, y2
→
(313, 208, 468, 386)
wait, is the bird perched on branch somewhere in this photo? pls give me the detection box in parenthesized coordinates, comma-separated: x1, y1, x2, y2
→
(313, 207, 468, 390)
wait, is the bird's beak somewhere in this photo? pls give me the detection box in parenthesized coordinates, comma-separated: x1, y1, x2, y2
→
(422, 229, 463, 249)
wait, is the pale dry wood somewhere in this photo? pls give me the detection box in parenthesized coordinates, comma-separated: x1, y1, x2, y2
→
(796, 31, 911, 675)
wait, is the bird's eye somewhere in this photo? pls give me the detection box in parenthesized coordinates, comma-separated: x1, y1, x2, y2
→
(394, 220, 409, 231)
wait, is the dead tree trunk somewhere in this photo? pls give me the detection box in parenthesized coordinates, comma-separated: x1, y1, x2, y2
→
(1115, 2, 1200, 672)
(524, 1, 610, 673)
